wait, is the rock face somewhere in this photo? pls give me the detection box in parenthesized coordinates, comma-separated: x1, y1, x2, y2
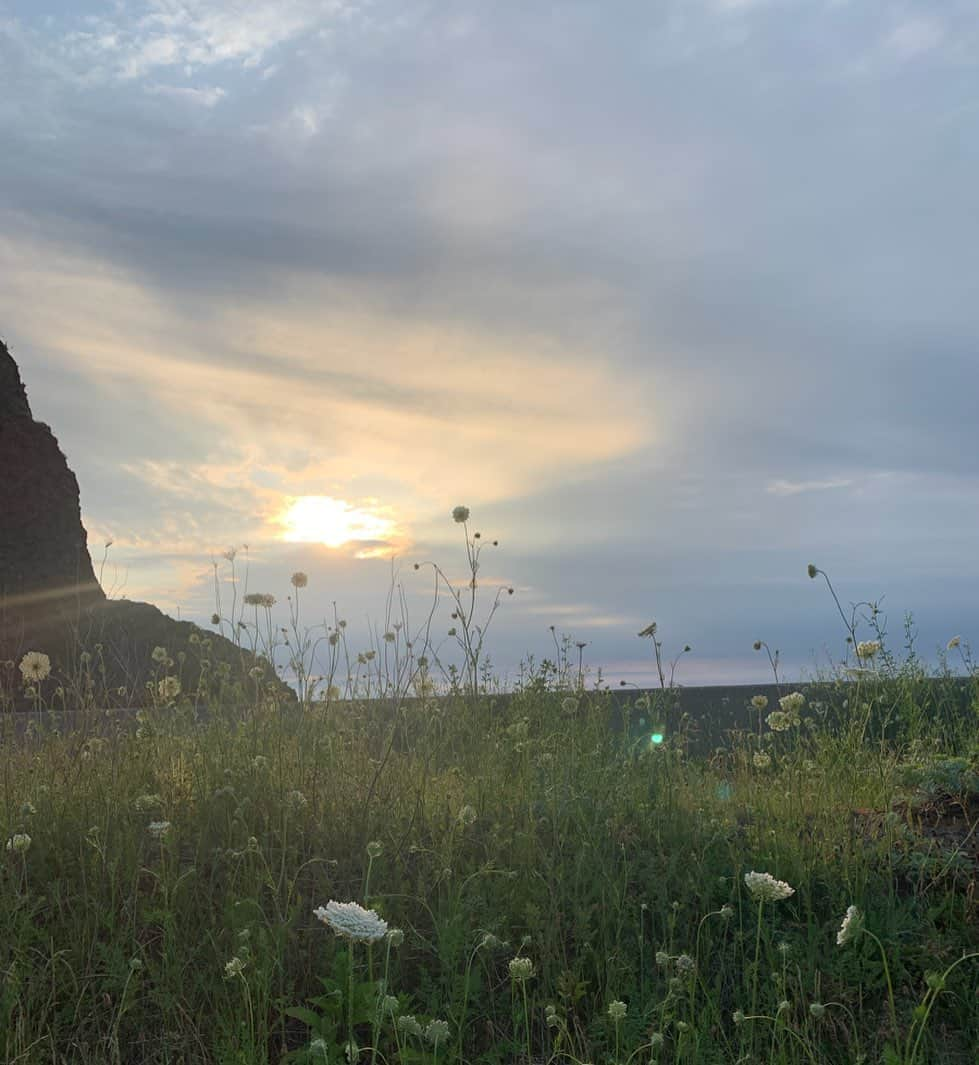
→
(0, 339, 104, 618)
(0, 338, 294, 709)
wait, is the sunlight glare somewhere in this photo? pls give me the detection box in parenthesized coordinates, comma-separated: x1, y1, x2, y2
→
(279, 496, 394, 549)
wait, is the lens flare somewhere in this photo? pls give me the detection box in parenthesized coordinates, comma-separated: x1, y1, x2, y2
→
(278, 496, 394, 549)
(650, 732, 664, 745)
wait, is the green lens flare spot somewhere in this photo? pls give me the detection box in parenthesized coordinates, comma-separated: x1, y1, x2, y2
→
(650, 732, 664, 745)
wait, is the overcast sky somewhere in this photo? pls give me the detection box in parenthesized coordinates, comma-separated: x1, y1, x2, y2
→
(2, 1, 978, 687)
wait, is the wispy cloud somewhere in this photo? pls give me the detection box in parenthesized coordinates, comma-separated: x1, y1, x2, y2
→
(766, 478, 853, 497)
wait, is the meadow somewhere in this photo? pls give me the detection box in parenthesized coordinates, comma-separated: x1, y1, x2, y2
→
(1, 519, 977, 1064)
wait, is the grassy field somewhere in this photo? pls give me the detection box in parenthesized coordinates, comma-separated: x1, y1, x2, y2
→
(1, 536, 977, 1064)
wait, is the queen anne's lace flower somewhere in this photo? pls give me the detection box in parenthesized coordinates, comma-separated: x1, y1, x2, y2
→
(508, 957, 535, 982)
(158, 676, 180, 700)
(751, 694, 769, 710)
(147, 821, 171, 840)
(6, 833, 31, 854)
(19, 651, 51, 684)
(425, 1019, 450, 1045)
(607, 1000, 627, 1021)
(313, 900, 388, 943)
(836, 905, 863, 946)
(291, 572, 308, 588)
(778, 691, 805, 715)
(744, 870, 794, 902)
(753, 751, 772, 769)
(856, 640, 881, 660)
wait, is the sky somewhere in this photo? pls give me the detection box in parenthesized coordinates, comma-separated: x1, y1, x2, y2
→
(2, 0, 978, 689)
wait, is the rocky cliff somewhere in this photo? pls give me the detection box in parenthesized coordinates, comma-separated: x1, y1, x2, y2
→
(0, 337, 294, 709)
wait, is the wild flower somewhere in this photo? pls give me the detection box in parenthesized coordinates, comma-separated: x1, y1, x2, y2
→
(809, 1002, 826, 1019)
(314, 900, 388, 943)
(134, 794, 164, 812)
(291, 571, 308, 588)
(732, 1010, 746, 1025)
(458, 804, 477, 826)
(508, 957, 535, 982)
(836, 905, 863, 946)
(751, 694, 768, 710)
(649, 1032, 664, 1048)
(210, 613, 221, 625)
(425, 1019, 450, 1045)
(655, 950, 671, 967)
(766, 710, 791, 732)
(6, 833, 31, 854)
(753, 751, 772, 769)
(158, 676, 181, 700)
(286, 790, 308, 810)
(244, 593, 276, 608)
(147, 821, 171, 840)
(19, 651, 51, 684)
(386, 928, 404, 947)
(807, 563, 819, 579)
(452, 505, 470, 523)
(383, 631, 395, 643)
(607, 1000, 627, 1021)
(856, 640, 881, 660)
(947, 635, 961, 649)
(396, 1015, 423, 1038)
(720, 904, 734, 919)
(151, 646, 168, 663)
(381, 994, 399, 1015)
(778, 691, 805, 714)
(675, 953, 696, 974)
(224, 956, 246, 978)
(366, 840, 383, 858)
(21, 801, 36, 817)
(743, 871, 794, 902)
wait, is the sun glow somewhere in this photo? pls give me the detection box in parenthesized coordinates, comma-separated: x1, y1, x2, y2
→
(278, 496, 395, 549)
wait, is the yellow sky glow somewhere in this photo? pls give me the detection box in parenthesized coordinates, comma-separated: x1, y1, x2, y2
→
(278, 495, 396, 548)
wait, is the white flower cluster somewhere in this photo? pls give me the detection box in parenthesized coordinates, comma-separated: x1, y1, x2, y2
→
(836, 905, 863, 946)
(744, 870, 795, 902)
(158, 676, 181, 700)
(19, 651, 51, 684)
(313, 900, 388, 943)
(855, 640, 881, 660)
(6, 833, 31, 854)
(508, 957, 535, 982)
(147, 821, 171, 840)
(778, 691, 805, 715)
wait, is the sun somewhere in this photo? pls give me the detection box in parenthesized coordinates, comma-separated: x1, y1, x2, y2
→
(278, 496, 395, 549)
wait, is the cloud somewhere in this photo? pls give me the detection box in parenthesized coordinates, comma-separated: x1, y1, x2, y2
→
(146, 83, 226, 107)
(766, 478, 853, 497)
(884, 17, 944, 61)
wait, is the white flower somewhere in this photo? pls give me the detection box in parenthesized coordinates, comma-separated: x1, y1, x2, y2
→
(855, 640, 881, 660)
(508, 956, 535, 982)
(314, 900, 388, 943)
(778, 691, 805, 714)
(425, 1019, 450, 1046)
(224, 955, 246, 978)
(607, 1000, 627, 1021)
(6, 833, 31, 854)
(766, 711, 791, 732)
(396, 1015, 423, 1038)
(809, 1002, 826, 1019)
(732, 1010, 746, 1025)
(291, 572, 308, 588)
(751, 695, 769, 711)
(452, 505, 470, 524)
(836, 905, 862, 946)
(753, 751, 772, 769)
(743, 870, 794, 902)
(151, 646, 168, 664)
(386, 927, 405, 947)
(457, 804, 477, 826)
(134, 794, 164, 812)
(19, 651, 51, 684)
(675, 954, 695, 974)
(147, 820, 171, 840)
(366, 840, 383, 858)
(655, 950, 671, 968)
(381, 994, 399, 1015)
(158, 676, 181, 700)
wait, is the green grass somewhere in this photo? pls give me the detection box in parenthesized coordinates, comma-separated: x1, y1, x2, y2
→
(1, 537, 977, 1064)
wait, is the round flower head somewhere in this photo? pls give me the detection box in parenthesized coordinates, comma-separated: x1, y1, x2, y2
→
(744, 870, 794, 902)
(778, 691, 805, 715)
(147, 820, 171, 840)
(314, 900, 388, 943)
(151, 645, 168, 663)
(807, 563, 819, 579)
(19, 651, 51, 684)
(452, 505, 470, 524)
(508, 956, 535, 982)
(836, 905, 863, 946)
(675, 953, 695, 974)
(6, 833, 31, 854)
(766, 710, 791, 732)
(855, 640, 881, 660)
(425, 1019, 450, 1046)
(751, 694, 769, 711)
(947, 635, 961, 650)
(753, 751, 772, 769)
(366, 840, 383, 858)
(607, 1000, 627, 1021)
(291, 571, 308, 588)
(158, 676, 181, 700)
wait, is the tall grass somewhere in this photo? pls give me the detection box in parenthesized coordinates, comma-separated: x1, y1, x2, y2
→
(0, 518, 976, 1063)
